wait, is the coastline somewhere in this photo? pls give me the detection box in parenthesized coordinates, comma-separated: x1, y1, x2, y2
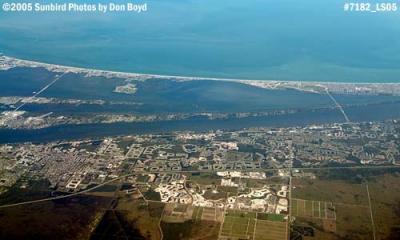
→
(1, 54, 399, 85)
(1, 55, 400, 96)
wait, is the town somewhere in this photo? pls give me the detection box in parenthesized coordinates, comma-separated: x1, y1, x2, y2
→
(1, 119, 399, 239)
(1, 120, 398, 197)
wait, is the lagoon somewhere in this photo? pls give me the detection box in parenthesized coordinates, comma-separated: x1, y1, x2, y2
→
(2, 101, 400, 144)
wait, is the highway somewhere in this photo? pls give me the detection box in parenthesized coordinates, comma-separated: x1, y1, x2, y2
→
(14, 72, 68, 111)
(0, 173, 134, 209)
(325, 88, 350, 123)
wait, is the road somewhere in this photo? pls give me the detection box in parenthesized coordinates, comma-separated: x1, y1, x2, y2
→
(325, 88, 350, 123)
(366, 183, 376, 240)
(14, 72, 67, 111)
(139, 164, 400, 174)
(0, 173, 134, 209)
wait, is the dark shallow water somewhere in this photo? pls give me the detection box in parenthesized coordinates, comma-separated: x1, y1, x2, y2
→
(2, 67, 400, 115)
(0, 67, 337, 113)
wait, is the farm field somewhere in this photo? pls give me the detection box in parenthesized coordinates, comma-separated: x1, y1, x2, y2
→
(254, 219, 287, 240)
(255, 213, 287, 240)
(220, 211, 256, 239)
(290, 169, 400, 240)
(291, 198, 336, 219)
(219, 210, 287, 240)
(367, 172, 400, 240)
(160, 204, 221, 240)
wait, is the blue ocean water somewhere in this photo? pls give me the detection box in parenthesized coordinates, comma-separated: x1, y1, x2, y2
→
(0, 0, 400, 82)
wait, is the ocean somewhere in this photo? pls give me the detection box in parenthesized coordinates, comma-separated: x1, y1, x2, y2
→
(0, 0, 400, 82)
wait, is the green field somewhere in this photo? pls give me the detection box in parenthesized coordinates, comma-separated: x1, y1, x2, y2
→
(191, 206, 203, 222)
(254, 219, 287, 240)
(257, 213, 286, 222)
(291, 198, 336, 220)
(220, 210, 256, 239)
(220, 210, 288, 239)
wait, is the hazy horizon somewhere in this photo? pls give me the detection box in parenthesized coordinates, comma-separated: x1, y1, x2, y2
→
(1, 0, 400, 82)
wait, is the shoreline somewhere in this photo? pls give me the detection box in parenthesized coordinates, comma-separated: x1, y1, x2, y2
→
(1, 55, 399, 85)
(1, 55, 400, 96)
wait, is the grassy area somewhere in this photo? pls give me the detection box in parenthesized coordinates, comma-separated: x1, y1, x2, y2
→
(143, 189, 161, 201)
(174, 204, 187, 213)
(86, 183, 119, 197)
(0, 195, 110, 240)
(292, 178, 369, 205)
(0, 179, 52, 205)
(226, 209, 257, 218)
(243, 178, 268, 188)
(254, 219, 287, 240)
(191, 206, 203, 222)
(90, 184, 118, 193)
(161, 221, 193, 240)
(290, 169, 387, 240)
(202, 189, 226, 200)
(311, 168, 400, 184)
(75, 140, 101, 152)
(188, 173, 221, 185)
(292, 169, 400, 240)
(334, 204, 372, 239)
(221, 215, 256, 239)
(257, 213, 285, 222)
(90, 210, 145, 240)
(136, 175, 150, 183)
(292, 218, 337, 240)
(217, 185, 238, 194)
(115, 198, 163, 240)
(220, 210, 257, 239)
(189, 220, 221, 240)
(291, 199, 336, 220)
(162, 205, 220, 240)
(116, 139, 135, 154)
(161, 220, 220, 240)
(367, 173, 400, 239)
